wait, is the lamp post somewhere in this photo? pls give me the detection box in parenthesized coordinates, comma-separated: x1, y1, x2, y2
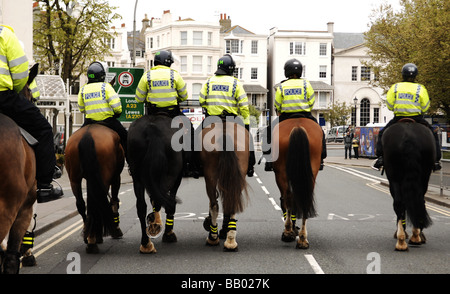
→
(133, 0, 138, 67)
(353, 97, 358, 126)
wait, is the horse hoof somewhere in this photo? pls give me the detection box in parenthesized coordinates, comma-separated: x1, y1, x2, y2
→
(139, 242, 157, 254)
(162, 232, 177, 243)
(223, 245, 238, 252)
(86, 244, 99, 254)
(206, 237, 220, 246)
(296, 242, 310, 249)
(21, 254, 37, 267)
(281, 233, 296, 243)
(111, 227, 123, 239)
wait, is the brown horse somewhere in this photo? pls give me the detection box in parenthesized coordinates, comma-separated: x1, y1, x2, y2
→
(200, 117, 249, 251)
(0, 67, 38, 274)
(65, 124, 125, 253)
(272, 118, 322, 249)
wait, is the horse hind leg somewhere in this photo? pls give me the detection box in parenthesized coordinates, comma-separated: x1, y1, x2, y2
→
(146, 201, 163, 239)
(395, 218, 408, 251)
(110, 179, 123, 239)
(205, 201, 220, 246)
(296, 218, 309, 249)
(409, 227, 426, 245)
(223, 214, 238, 252)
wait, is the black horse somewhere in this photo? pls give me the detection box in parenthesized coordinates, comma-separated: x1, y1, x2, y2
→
(382, 120, 434, 251)
(127, 114, 184, 253)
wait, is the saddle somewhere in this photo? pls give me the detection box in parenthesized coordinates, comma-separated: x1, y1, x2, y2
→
(19, 127, 38, 147)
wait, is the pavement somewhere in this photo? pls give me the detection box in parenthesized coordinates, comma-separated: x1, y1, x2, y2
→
(33, 150, 450, 236)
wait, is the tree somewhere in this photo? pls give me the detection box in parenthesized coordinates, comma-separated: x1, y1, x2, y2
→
(364, 0, 450, 120)
(33, 0, 121, 90)
(323, 101, 353, 127)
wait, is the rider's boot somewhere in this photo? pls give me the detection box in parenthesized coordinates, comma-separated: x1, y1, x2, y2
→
(371, 156, 384, 171)
(37, 183, 63, 203)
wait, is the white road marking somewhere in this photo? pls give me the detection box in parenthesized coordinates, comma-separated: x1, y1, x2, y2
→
(305, 254, 325, 274)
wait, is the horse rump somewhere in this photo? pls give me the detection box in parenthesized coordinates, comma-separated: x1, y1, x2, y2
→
(78, 131, 114, 238)
(384, 124, 433, 229)
(286, 127, 317, 219)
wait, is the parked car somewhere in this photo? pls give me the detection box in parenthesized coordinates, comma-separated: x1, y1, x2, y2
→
(326, 125, 349, 143)
(54, 132, 64, 153)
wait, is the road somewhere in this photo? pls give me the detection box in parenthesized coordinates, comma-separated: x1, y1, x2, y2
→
(20, 150, 450, 278)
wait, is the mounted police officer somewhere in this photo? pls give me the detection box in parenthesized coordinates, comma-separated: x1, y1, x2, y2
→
(264, 58, 327, 171)
(78, 61, 128, 160)
(199, 54, 256, 177)
(372, 63, 441, 171)
(0, 25, 62, 203)
(135, 50, 199, 178)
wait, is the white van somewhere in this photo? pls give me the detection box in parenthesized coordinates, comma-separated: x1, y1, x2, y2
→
(326, 125, 349, 143)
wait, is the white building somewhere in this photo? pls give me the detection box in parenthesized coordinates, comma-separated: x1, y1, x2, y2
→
(333, 32, 393, 127)
(268, 23, 335, 129)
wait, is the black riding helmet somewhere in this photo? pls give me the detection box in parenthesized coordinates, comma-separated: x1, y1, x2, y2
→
(215, 54, 235, 76)
(154, 50, 174, 67)
(87, 62, 106, 83)
(402, 63, 418, 81)
(284, 58, 303, 78)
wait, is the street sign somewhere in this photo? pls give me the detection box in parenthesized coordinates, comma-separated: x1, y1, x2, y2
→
(108, 67, 145, 122)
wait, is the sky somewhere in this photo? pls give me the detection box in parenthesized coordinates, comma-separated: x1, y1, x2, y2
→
(107, 0, 401, 34)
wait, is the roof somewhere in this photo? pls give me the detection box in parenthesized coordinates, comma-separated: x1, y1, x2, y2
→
(35, 75, 67, 100)
(333, 32, 365, 49)
(223, 25, 255, 35)
(244, 84, 268, 94)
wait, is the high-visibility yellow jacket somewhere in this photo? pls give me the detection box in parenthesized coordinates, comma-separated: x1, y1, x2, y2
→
(275, 78, 315, 113)
(0, 25, 29, 92)
(135, 65, 188, 108)
(78, 82, 122, 121)
(386, 82, 430, 116)
(199, 75, 250, 125)
(29, 79, 40, 101)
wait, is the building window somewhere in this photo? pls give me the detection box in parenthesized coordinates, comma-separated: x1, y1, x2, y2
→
(226, 39, 243, 54)
(180, 31, 187, 45)
(352, 66, 358, 81)
(251, 68, 258, 80)
(192, 83, 202, 100)
(193, 56, 202, 72)
(233, 68, 243, 79)
(318, 92, 327, 108)
(105, 37, 115, 50)
(180, 56, 187, 73)
(373, 107, 379, 123)
(251, 40, 258, 54)
(319, 43, 327, 56)
(319, 65, 327, 78)
(193, 31, 203, 45)
(360, 98, 370, 126)
(208, 32, 212, 46)
(289, 42, 306, 55)
(361, 66, 371, 81)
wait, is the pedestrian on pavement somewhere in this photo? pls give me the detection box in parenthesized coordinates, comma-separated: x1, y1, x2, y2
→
(352, 136, 359, 159)
(344, 131, 352, 159)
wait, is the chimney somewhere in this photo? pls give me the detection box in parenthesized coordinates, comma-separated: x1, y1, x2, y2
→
(219, 13, 231, 32)
(327, 22, 334, 34)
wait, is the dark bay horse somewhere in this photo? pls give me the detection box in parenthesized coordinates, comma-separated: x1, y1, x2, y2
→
(200, 118, 249, 251)
(127, 114, 184, 254)
(0, 67, 38, 274)
(65, 124, 125, 253)
(272, 118, 322, 249)
(382, 120, 434, 251)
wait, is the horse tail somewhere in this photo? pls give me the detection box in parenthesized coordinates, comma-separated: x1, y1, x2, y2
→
(143, 126, 176, 211)
(286, 127, 317, 219)
(78, 131, 114, 238)
(401, 138, 433, 229)
(217, 132, 248, 214)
